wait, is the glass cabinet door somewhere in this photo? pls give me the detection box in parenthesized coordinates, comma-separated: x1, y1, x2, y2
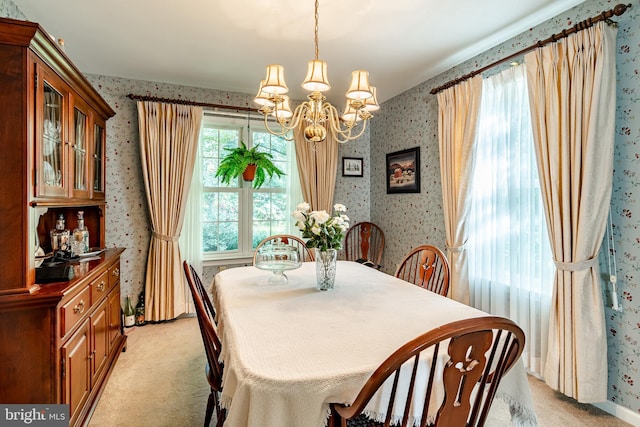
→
(36, 65, 69, 198)
(70, 96, 91, 199)
(39, 81, 65, 195)
(92, 117, 106, 200)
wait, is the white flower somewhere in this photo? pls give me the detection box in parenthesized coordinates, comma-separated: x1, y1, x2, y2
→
(311, 210, 330, 224)
(293, 201, 348, 251)
(297, 202, 310, 212)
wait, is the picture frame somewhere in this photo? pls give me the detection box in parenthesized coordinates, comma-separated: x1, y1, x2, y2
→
(386, 147, 420, 194)
(342, 157, 363, 177)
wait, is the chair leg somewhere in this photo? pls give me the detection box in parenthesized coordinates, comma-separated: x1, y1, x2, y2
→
(215, 391, 226, 427)
(328, 407, 347, 427)
(204, 390, 215, 427)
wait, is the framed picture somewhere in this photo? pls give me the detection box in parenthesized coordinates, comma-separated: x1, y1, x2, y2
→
(386, 147, 420, 194)
(342, 157, 363, 177)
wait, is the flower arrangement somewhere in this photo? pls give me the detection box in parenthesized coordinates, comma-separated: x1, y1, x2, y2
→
(293, 202, 350, 251)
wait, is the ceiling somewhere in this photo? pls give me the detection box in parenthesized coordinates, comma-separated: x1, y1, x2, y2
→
(13, 0, 584, 105)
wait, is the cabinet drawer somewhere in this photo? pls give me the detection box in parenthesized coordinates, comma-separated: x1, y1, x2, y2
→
(90, 270, 110, 307)
(61, 287, 90, 338)
(108, 262, 120, 288)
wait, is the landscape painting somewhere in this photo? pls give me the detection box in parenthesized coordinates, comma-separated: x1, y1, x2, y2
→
(386, 147, 420, 194)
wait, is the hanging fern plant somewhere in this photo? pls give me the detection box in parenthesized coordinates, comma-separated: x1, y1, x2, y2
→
(215, 142, 285, 189)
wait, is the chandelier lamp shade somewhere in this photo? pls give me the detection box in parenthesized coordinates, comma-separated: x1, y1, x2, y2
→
(254, 0, 379, 143)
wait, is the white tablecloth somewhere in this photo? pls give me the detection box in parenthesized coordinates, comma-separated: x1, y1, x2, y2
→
(213, 261, 537, 427)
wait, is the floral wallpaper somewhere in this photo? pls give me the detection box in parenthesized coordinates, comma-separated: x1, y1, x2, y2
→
(3, 0, 640, 418)
(0, 0, 23, 19)
(370, 0, 640, 417)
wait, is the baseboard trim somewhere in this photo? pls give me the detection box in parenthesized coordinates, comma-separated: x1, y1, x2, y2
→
(592, 400, 640, 425)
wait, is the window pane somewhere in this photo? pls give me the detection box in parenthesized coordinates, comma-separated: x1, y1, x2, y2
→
(202, 192, 239, 252)
(202, 192, 218, 222)
(201, 126, 241, 188)
(202, 159, 219, 187)
(252, 131, 287, 189)
(252, 193, 289, 247)
(219, 193, 239, 221)
(201, 127, 219, 157)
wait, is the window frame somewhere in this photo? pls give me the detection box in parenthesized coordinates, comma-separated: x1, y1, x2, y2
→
(198, 114, 298, 263)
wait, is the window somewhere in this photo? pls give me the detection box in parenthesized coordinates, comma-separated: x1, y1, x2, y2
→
(183, 113, 302, 264)
(467, 64, 554, 376)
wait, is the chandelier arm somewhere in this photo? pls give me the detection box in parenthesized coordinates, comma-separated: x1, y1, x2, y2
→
(332, 120, 368, 143)
(324, 104, 369, 143)
(262, 114, 295, 140)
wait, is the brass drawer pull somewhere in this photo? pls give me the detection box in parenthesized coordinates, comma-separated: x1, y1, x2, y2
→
(72, 300, 85, 315)
(112, 268, 120, 278)
(97, 282, 105, 292)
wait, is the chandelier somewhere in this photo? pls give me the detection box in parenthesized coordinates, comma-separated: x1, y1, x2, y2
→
(253, 0, 379, 143)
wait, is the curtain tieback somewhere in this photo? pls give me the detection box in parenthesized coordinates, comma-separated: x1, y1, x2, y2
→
(445, 241, 467, 253)
(553, 255, 598, 272)
(152, 231, 180, 242)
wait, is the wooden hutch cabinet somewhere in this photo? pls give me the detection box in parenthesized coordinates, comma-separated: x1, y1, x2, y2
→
(0, 17, 126, 427)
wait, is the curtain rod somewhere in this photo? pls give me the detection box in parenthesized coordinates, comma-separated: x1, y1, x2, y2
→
(430, 3, 631, 95)
(126, 94, 259, 113)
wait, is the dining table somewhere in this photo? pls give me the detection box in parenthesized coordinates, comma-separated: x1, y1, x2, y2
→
(212, 260, 537, 427)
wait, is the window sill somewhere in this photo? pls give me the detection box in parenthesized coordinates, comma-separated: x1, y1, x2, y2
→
(203, 256, 253, 267)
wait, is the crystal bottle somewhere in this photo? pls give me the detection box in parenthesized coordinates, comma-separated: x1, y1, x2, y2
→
(71, 210, 89, 256)
(123, 294, 135, 327)
(50, 214, 70, 252)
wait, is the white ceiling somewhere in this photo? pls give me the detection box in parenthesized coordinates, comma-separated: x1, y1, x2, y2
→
(13, 0, 584, 105)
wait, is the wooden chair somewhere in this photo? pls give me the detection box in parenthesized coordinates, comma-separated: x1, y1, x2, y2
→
(183, 261, 225, 427)
(252, 234, 315, 264)
(344, 222, 385, 269)
(395, 245, 450, 297)
(329, 316, 525, 427)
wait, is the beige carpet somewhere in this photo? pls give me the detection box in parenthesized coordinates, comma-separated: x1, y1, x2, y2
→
(89, 316, 631, 427)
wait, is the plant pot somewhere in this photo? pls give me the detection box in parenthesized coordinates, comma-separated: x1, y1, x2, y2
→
(242, 164, 257, 181)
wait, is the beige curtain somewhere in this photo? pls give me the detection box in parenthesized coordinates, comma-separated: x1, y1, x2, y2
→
(436, 76, 483, 303)
(293, 124, 339, 212)
(525, 21, 616, 402)
(137, 101, 203, 321)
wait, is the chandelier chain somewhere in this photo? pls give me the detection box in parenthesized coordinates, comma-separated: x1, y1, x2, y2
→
(313, 0, 319, 60)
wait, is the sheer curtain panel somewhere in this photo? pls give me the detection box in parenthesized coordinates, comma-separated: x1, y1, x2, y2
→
(468, 64, 554, 378)
(437, 76, 483, 303)
(525, 21, 617, 402)
(137, 101, 203, 321)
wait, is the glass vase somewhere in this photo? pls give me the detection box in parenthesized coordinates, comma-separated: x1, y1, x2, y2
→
(315, 248, 337, 291)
